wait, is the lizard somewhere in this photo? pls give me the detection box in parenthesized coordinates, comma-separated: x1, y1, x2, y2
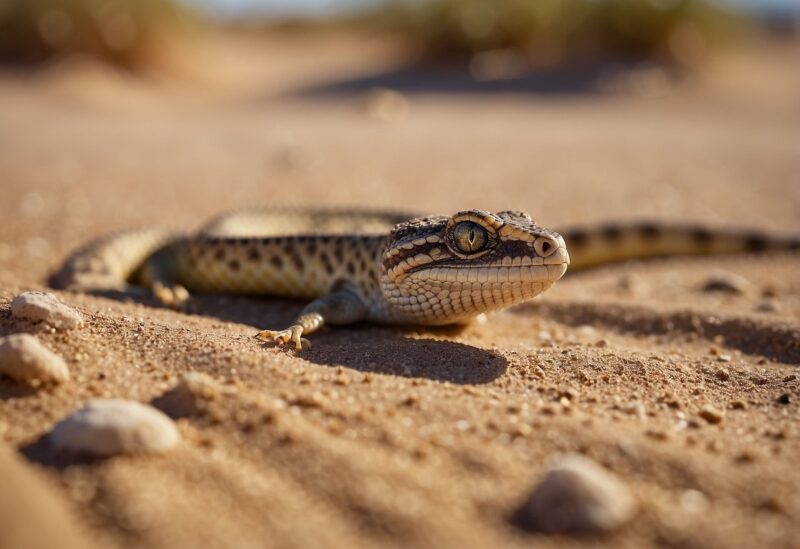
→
(49, 208, 800, 350)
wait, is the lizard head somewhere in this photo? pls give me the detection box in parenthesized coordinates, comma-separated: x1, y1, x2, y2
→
(381, 209, 569, 324)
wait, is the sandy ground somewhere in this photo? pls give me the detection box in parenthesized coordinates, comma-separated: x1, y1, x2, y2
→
(1, 31, 799, 548)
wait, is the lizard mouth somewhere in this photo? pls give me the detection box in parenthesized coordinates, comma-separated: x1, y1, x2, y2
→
(409, 257, 568, 284)
(407, 244, 570, 284)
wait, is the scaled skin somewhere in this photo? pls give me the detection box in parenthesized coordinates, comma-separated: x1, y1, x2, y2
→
(50, 208, 800, 351)
(252, 210, 569, 349)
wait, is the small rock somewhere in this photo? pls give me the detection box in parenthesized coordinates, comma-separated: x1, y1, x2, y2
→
(50, 399, 180, 457)
(761, 285, 779, 298)
(557, 387, 579, 401)
(0, 334, 69, 384)
(735, 450, 756, 464)
(513, 424, 533, 438)
(700, 272, 751, 295)
(776, 393, 791, 405)
(729, 400, 747, 410)
(514, 453, 637, 533)
(714, 369, 730, 381)
(645, 429, 670, 441)
(758, 496, 784, 513)
(698, 405, 724, 424)
(756, 299, 781, 313)
(362, 88, 409, 124)
(716, 354, 731, 363)
(616, 274, 640, 293)
(291, 391, 326, 408)
(679, 489, 709, 514)
(706, 439, 724, 453)
(11, 292, 83, 330)
(623, 402, 647, 419)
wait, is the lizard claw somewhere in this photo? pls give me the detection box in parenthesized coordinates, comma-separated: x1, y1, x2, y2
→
(152, 282, 190, 309)
(255, 325, 310, 351)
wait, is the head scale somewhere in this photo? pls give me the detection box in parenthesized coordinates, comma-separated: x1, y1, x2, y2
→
(381, 209, 569, 324)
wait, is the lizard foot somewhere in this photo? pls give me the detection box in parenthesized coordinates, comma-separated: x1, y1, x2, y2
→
(255, 325, 311, 351)
(152, 282, 190, 309)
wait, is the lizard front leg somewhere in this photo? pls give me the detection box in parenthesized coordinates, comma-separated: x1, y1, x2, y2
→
(255, 282, 368, 351)
(138, 246, 191, 309)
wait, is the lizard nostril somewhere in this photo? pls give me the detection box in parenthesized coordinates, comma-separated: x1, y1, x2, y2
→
(534, 236, 558, 257)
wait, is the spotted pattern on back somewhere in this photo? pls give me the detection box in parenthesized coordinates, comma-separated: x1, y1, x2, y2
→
(51, 208, 800, 329)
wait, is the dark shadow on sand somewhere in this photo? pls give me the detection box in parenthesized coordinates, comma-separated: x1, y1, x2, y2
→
(294, 329, 507, 384)
(61, 291, 508, 384)
(515, 300, 800, 366)
(0, 380, 40, 400)
(291, 59, 659, 97)
(189, 294, 508, 384)
(21, 434, 105, 470)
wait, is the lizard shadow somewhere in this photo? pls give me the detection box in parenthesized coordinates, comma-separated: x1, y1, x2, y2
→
(183, 294, 509, 384)
(299, 328, 508, 385)
(43, 292, 508, 384)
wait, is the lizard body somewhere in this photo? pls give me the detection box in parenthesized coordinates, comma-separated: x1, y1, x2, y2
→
(51, 208, 800, 349)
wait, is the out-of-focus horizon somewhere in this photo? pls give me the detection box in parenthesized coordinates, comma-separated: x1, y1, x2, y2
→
(1, 0, 798, 74)
(186, 0, 800, 20)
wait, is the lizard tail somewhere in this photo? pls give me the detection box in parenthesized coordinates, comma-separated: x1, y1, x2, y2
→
(49, 228, 178, 292)
(559, 221, 800, 271)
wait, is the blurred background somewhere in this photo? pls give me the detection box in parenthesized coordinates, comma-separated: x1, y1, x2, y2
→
(1, 4, 799, 548)
(2, 0, 799, 66)
(0, 0, 798, 279)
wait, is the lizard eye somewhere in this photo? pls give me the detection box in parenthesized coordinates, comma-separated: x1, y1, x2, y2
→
(452, 221, 488, 254)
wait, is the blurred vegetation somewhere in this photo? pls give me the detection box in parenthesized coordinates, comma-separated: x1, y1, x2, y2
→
(357, 0, 745, 66)
(0, 0, 750, 72)
(0, 0, 197, 69)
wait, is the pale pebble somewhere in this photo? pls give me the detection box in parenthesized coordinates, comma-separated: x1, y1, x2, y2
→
(700, 272, 751, 295)
(51, 399, 180, 457)
(515, 453, 637, 533)
(11, 291, 83, 330)
(0, 333, 69, 384)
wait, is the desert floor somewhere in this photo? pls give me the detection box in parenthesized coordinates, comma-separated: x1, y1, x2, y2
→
(1, 31, 799, 548)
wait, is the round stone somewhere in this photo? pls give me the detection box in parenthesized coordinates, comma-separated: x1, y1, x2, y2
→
(515, 453, 637, 533)
(50, 399, 180, 457)
(0, 333, 69, 384)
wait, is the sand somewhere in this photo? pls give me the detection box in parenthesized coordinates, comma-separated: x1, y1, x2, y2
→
(0, 30, 799, 548)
